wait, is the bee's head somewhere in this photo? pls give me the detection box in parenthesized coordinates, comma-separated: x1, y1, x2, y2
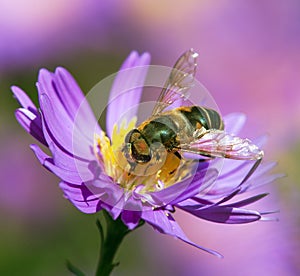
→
(124, 129, 151, 164)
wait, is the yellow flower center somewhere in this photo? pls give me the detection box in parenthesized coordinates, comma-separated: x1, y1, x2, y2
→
(94, 118, 197, 194)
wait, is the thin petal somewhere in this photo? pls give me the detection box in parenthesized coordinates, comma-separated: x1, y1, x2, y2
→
(40, 110, 99, 183)
(220, 161, 283, 194)
(185, 189, 266, 212)
(39, 93, 93, 161)
(241, 171, 284, 193)
(170, 168, 218, 205)
(38, 68, 100, 158)
(121, 198, 143, 230)
(179, 204, 261, 224)
(208, 188, 241, 207)
(53, 67, 102, 140)
(48, 140, 87, 172)
(15, 108, 47, 145)
(30, 144, 86, 184)
(87, 179, 125, 219)
(148, 166, 218, 206)
(106, 51, 151, 138)
(225, 193, 269, 208)
(53, 67, 94, 120)
(205, 160, 274, 199)
(59, 182, 102, 214)
(217, 159, 252, 181)
(121, 211, 141, 230)
(141, 209, 223, 258)
(49, 141, 100, 183)
(108, 195, 125, 220)
(12, 86, 39, 115)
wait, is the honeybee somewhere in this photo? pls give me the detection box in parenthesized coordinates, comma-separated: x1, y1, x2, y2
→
(123, 49, 263, 183)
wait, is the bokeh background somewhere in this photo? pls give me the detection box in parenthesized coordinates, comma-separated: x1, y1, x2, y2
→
(1, 0, 299, 275)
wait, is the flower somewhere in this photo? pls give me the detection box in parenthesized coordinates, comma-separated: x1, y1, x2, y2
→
(12, 51, 279, 257)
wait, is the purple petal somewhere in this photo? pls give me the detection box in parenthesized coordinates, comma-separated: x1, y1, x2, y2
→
(241, 171, 284, 193)
(86, 179, 126, 219)
(121, 211, 141, 230)
(239, 162, 284, 192)
(53, 67, 96, 120)
(48, 140, 89, 172)
(46, 153, 125, 215)
(48, 140, 100, 184)
(37, 68, 100, 158)
(121, 198, 143, 230)
(179, 204, 261, 224)
(209, 188, 241, 206)
(30, 144, 87, 184)
(39, 93, 94, 161)
(40, 112, 99, 180)
(15, 108, 47, 146)
(106, 51, 151, 138)
(148, 166, 218, 206)
(185, 189, 265, 212)
(223, 113, 246, 134)
(60, 177, 122, 215)
(217, 159, 252, 181)
(225, 193, 269, 208)
(202, 164, 274, 201)
(108, 195, 125, 220)
(12, 86, 39, 115)
(59, 181, 102, 214)
(53, 67, 102, 141)
(204, 159, 266, 199)
(141, 209, 223, 257)
(186, 197, 214, 206)
(170, 169, 218, 205)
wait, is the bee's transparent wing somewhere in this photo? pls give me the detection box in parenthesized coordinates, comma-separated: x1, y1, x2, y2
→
(151, 49, 199, 116)
(178, 129, 264, 184)
(179, 129, 264, 161)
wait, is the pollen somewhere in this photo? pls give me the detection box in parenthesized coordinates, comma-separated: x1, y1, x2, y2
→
(94, 118, 197, 194)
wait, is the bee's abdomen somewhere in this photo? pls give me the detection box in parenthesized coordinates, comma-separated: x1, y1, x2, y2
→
(178, 106, 224, 130)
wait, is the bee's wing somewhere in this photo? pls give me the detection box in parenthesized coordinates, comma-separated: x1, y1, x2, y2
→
(151, 49, 199, 116)
(178, 129, 264, 161)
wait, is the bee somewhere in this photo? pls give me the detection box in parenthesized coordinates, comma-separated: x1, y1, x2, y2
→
(123, 49, 263, 183)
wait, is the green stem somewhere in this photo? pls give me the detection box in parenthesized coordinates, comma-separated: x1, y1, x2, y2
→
(95, 210, 144, 276)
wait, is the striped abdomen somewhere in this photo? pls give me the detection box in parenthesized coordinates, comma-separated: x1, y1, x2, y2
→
(177, 106, 224, 131)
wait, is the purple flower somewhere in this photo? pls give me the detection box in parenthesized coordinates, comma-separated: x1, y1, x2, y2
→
(12, 51, 279, 257)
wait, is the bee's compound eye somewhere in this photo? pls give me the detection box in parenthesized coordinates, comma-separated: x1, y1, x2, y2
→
(123, 129, 151, 163)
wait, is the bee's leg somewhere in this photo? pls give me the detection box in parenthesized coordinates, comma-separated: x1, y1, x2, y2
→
(156, 152, 181, 182)
(164, 151, 181, 176)
(239, 158, 263, 186)
(127, 161, 137, 176)
(174, 151, 182, 160)
(197, 156, 215, 162)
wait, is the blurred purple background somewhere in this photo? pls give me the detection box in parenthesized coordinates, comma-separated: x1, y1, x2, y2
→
(1, 0, 299, 275)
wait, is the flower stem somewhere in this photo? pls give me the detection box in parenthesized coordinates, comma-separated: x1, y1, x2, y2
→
(95, 210, 144, 276)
